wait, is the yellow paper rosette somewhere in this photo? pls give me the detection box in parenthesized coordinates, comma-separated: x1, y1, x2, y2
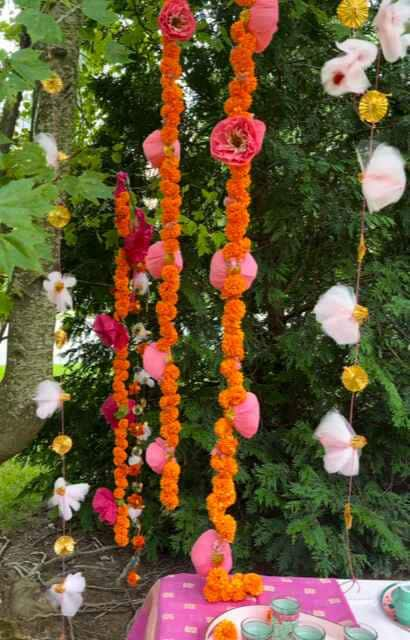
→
(41, 74, 64, 95)
(337, 0, 369, 29)
(342, 365, 369, 393)
(54, 535, 76, 557)
(48, 205, 71, 229)
(359, 91, 389, 124)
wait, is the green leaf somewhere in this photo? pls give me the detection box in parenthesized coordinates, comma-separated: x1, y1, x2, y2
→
(0, 291, 13, 318)
(59, 171, 112, 204)
(0, 231, 43, 276)
(82, 0, 117, 26)
(15, 0, 41, 8)
(0, 179, 58, 224)
(16, 9, 63, 44)
(104, 40, 131, 64)
(4, 142, 53, 179)
(9, 49, 51, 85)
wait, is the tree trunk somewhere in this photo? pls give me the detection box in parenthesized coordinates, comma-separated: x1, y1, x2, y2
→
(0, 5, 82, 463)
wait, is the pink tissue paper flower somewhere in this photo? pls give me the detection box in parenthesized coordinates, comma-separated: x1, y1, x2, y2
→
(233, 392, 260, 439)
(92, 488, 117, 525)
(374, 0, 410, 63)
(48, 477, 90, 521)
(360, 143, 406, 213)
(210, 250, 258, 291)
(93, 314, 129, 350)
(248, 0, 279, 54)
(143, 342, 169, 381)
(314, 409, 363, 477)
(101, 395, 136, 429)
(145, 240, 183, 279)
(321, 39, 378, 96)
(191, 529, 233, 577)
(210, 116, 266, 167)
(159, 0, 196, 41)
(34, 380, 66, 419)
(146, 437, 169, 474)
(314, 284, 360, 346)
(124, 209, 153, 265)
(143, 130, 181, 168)
(48, 573, 86, 618)
(43, 271, 76, 312)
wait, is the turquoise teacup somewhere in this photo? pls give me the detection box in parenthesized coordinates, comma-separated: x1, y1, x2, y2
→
(393, 583, 410, 626)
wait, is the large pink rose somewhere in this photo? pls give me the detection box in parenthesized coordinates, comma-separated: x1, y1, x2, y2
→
(124, 209, 153, 265)
(92, 488, 117, 525)
(159, 0, 196, 42)
(93, 314, 129, 350)
(101, 395, 136, 429)
(210, 116, 266, 167)
(249, 0, 279, 54)
(143, 130, 181, 168)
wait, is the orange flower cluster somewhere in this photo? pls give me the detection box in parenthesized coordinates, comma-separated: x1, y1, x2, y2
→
(213, 620, 238, 640)
(156, 32, 186, 511)
(204, 568, 263, 603)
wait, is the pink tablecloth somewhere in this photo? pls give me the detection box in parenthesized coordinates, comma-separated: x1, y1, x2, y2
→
(128, 573, 356, 640)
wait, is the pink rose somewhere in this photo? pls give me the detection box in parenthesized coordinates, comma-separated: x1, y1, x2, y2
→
(249, 0, 279, 54)
(159, 0, 196, 42)
(115, 171, 128, 196)
(92, 488, 117, 525)
(210, 116, 266, 167)
(143, 130, 181, 168)
(124, 209, 153, 265)
(93, 314, 129, 350)
(101, 395, 136, 429)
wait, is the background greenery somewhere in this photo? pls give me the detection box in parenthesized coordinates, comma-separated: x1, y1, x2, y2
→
(1, 0, 409, 577)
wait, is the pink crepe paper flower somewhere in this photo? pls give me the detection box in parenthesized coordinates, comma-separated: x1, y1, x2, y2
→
(314, 285, 361, 345)
(93, 314, 129, 350)
(248, 0, 279, 54)
(92, 488, 117, 525)
(314, 410, 364, 477)
(210, 250, 258, 291)
(143, 130, 181, 168)
(133, 271, 150, 295)
(374, 0, 410, 63)
(210, 116, 266, 167)
(48, 477, 90, 521)
(233, 392, 260, 439)
(191, 529, 233, 577)
(101, 395, 136, 429)
(48, 573, 86, 618)
(35, 133, 59, 169)
(145, 240, 183, 279)
(146, 437, 169, 474)
(34, 380, 67, 419)
(124, 209, 153, 265)
(43, 271, 76, 312)
(115, 171, 128, 196)
(360, 144, 406, 213)
(321, 39, 378, 96)
(143, 342, 169, 381)
(159, 0, 196, 42)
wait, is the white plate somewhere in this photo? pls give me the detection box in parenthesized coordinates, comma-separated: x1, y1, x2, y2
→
(205, 605, 344, 639)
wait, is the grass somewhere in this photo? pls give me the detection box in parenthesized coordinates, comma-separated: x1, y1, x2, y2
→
(0, 458, 47, 532)
(0, 363, 65, 382)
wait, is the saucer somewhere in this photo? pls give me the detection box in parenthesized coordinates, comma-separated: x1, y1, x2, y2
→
(380, 583, 410, 632)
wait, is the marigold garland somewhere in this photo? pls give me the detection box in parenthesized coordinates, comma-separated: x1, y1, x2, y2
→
(213, 620, 238, 640)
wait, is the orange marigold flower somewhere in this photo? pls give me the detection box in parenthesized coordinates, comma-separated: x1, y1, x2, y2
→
(213, 620, 238, 640)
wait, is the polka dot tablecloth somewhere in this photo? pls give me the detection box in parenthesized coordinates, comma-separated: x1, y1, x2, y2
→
(128, 573, 356, 640)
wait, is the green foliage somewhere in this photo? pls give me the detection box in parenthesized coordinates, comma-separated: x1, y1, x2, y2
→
(0, 458, 46, 531)
(16, 9, 63, 44)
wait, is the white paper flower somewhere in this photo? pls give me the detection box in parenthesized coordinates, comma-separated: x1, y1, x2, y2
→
(321, 39, 378, 96)
(314, 285, 362, 345)
(128, 506, 143, 522)
(34, 380, 67, 419)
(48, 477, 90, 521)
(128, 454, 142, 466)
(135, 369, 155, 388)
(48, 573, 86, 618)
(360, 144, 406, 213)
(133, 271, 150, 295)
(140, 422, 152, 442)
(134, 322, 151, 344)
(314, 410, 365, 477)
(374, 0, 410, 63)
(43, 271, 76, 312)
(35, 133, 59, 169)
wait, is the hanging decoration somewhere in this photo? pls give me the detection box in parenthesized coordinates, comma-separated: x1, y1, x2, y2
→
(315, 0, 407, 576)
(92, 172, 154, 587)
(185, 0, 279, 601)
(142, 0, 196, 512)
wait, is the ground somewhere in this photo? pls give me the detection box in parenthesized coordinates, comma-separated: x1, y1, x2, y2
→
(0, 510, 189, 640)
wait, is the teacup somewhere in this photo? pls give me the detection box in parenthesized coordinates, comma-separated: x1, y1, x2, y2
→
(393, 583, 410, 626)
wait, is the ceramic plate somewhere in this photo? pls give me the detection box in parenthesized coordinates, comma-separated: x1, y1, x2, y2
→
(380, 583, 410, 633)
(205, 605, 344, 639)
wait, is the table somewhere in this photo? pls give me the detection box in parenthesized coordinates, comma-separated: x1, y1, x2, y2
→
(343, 579, 409, 638)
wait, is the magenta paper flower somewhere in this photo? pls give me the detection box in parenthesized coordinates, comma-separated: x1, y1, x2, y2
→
(191, 529, 233, 577)
(115, 171, 128, 196)
(123, 209, 153, 265)
(93, 314, 129, 350)
(374, 0, 410, 63)
(143, 130, 181, 168)
(210, 116, 266, 167)
(101, 395, 136, 429)
(159, 0, 196, 41)
(248, 0, 279, 54)
(92, 488, 117, 525)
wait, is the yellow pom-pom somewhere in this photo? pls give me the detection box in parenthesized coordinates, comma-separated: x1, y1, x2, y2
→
(337, 0, 369, 29)
(359, 91, 389, 124)
(55, 329, 68, 348)
(54, 535, 76, 557)
(48, 205, 71, 229)
(352, 304, 369, 325)
(342, 365, 369, 393)
(51, 435, 73, 456)
(41, 74, 64, 95)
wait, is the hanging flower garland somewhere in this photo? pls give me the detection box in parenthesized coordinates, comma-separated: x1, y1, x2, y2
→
(142, 0, 196, 512)
(92, 172, 154, 587)
(314, 0, 407, 576)
(185, 0, 279, 601)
